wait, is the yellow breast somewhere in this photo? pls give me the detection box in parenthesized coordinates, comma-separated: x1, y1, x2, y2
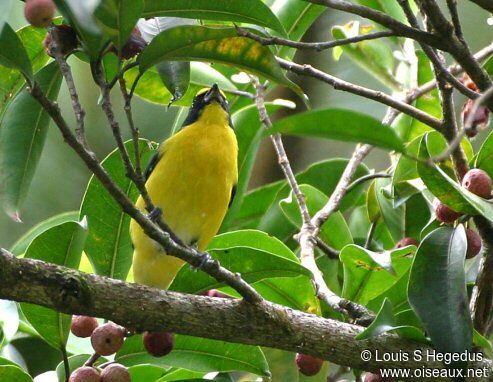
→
(130, 103, 238, 289)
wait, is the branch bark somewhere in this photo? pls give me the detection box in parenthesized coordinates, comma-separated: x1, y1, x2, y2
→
(1, 251, 492, 382)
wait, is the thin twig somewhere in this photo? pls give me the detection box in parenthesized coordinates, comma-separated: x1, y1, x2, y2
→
(251, 76, 311, 225)
(364, 221, 378, 249)
(61, 346, 70, 382)
(276, 57, 443, 131)
(347, 172, 391, 194)
(446, 0, 465, 42)
(315, 237, 340, 259)
(237, 26, 396, 51)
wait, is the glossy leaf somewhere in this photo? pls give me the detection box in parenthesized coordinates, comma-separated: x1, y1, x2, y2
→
(332, 22, 399, 90)
(139, 26, 298, 93)
(0, 300, 19, 341)
(117, 335, 270, 376)
(0, 24, 51, 117)
(0, 366, 32, 382)
(20, 220, 88, 350)
(170, 246, 309, 294)
(408, 226, 472, 364)
(417, 133, 493, 219)
(156, 61, 190, 104)
(10, 211, 79, 256)
(373, 177, 404, 242)
(127, 365, 167, 382)
(0, 62, 62, 219)
(126, 62, 236, 106)
(356, 299, 426, 342)
(270, 0, 324, 59)
(341, 245, 415, 305)
(0, 23, 32, 81)
(80, 140, 153, 280)
(269, 109, 405, 152)
(94, 0, 144, 49)
(156, 368, 205, 382)
(280, 184, 353, 249)
(142, 0, 285, 34)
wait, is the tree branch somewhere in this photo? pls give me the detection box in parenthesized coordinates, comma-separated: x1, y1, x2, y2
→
(468, 0, 493, 13)
(236, 27, 396, 51)
(1, 251, 491, 381)
(276, 57, 443, 131)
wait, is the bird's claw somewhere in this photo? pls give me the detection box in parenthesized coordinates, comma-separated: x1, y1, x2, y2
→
(147, 207, 162, 222)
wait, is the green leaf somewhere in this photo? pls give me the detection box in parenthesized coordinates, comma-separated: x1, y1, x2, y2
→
(10, 211, 79, 256)
(356, 298, 427, 342)
(476, 129, 493, 180)
(126, 62, 236, 106)
(222, 102, 289, 230)
(417, 133, 493, 219)
(279, 184, 353, 249)
(156, 61, 191, 104)
(332, 23, 399, 90)
(0, 62, 62, 219)
(142, 0, 285, 35)
(269, 109, 405, 152)
(20, 220, 88, 350)
(483, 56, 493, 76)
(0, 366, 32, 382)
(94, 0, 144, 49)
(53, 0, 105, 59)
(373, 177, 404, 242)
(408, 226, 472, 365)
(341, 245, 415, 305)
(0, 23, 32, 81)
(128, 364, 168, 382)
(0, 23, 51, 118)
(139, 26, 298, 93)
(270, 0, 324, 59)
(170, 246, 310, 294)
(117, 335, 270, 376)
(80, 140, 153, 280)
(156, 368, 205, 382)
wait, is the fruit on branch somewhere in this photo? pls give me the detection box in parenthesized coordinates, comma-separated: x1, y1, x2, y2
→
(100, 363, 131, 382)
(395, 237, 419, 248)
(71, 315, 99, 338)
(433, 199, 462, 224)
(364, 372, 395, 382)
(143, 331, 174, 357)
(68, 366, 101, 382)
(462, 99, 490, 138)
(461, 169, 492, 199)
(110, 27, 147, 60)
(43, 25, 79, 57)
(24, 0, 55, 28)
(465, 228, 482, 259)
(204, 289, 230, 298)
(295, 353, 324, 376)
(91, 322, 125, 356)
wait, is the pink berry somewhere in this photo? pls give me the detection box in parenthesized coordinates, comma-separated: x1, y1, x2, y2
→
(395, 237, 419, 248)
(462, 169, 492, 199)
(91, 323, 125, 356)
(295, 353, 323, 376)
(71, 315, 99, 338)
(24, 0, 55, 28)
(68, 366, 100, 382)
(433, 199, 462, 223)
(465, 228, 482, 259)
(143, 331, 174, 357)
(100, 364, 130, 382)
(364, 372, 395, 382)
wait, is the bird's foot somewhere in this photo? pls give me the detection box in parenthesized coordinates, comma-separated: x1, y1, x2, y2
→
(147, 207, 162, 222)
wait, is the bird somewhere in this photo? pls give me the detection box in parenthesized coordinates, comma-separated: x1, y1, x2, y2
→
(129, 84, 238, 289)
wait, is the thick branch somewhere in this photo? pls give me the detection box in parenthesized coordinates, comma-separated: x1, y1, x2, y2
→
(468, 0, 493, 13)
(276, 57, 443, 131)
(1, 252, 492, 381)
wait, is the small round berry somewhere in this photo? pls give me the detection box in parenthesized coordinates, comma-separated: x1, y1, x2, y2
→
(111, 27, 147, 59)
(395, 237, 419, 248)
(100, 363, 130, 382)
(433, 199, 462, 224)
(91, 323, 125, 356)
(24, 0, 55, 28)
(465, 228, 482, 259)
(71, 315, 99, 338)
(206, 289, 230, 298)
(143, 331, 174, 357)
(364, 372, 395, 382)
(462, 169, 492, 199)
(68, 366, 100, 382)
(462, 99, 490, 133)
(295, 353, 324, 376)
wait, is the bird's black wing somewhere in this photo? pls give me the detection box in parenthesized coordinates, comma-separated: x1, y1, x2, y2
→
(144, 151, 161, 180)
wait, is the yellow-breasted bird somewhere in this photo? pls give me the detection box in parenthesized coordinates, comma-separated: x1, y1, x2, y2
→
(130, 84, 238, 289)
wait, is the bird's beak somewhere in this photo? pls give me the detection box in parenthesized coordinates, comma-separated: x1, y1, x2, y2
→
(204, 83, 222, 103)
